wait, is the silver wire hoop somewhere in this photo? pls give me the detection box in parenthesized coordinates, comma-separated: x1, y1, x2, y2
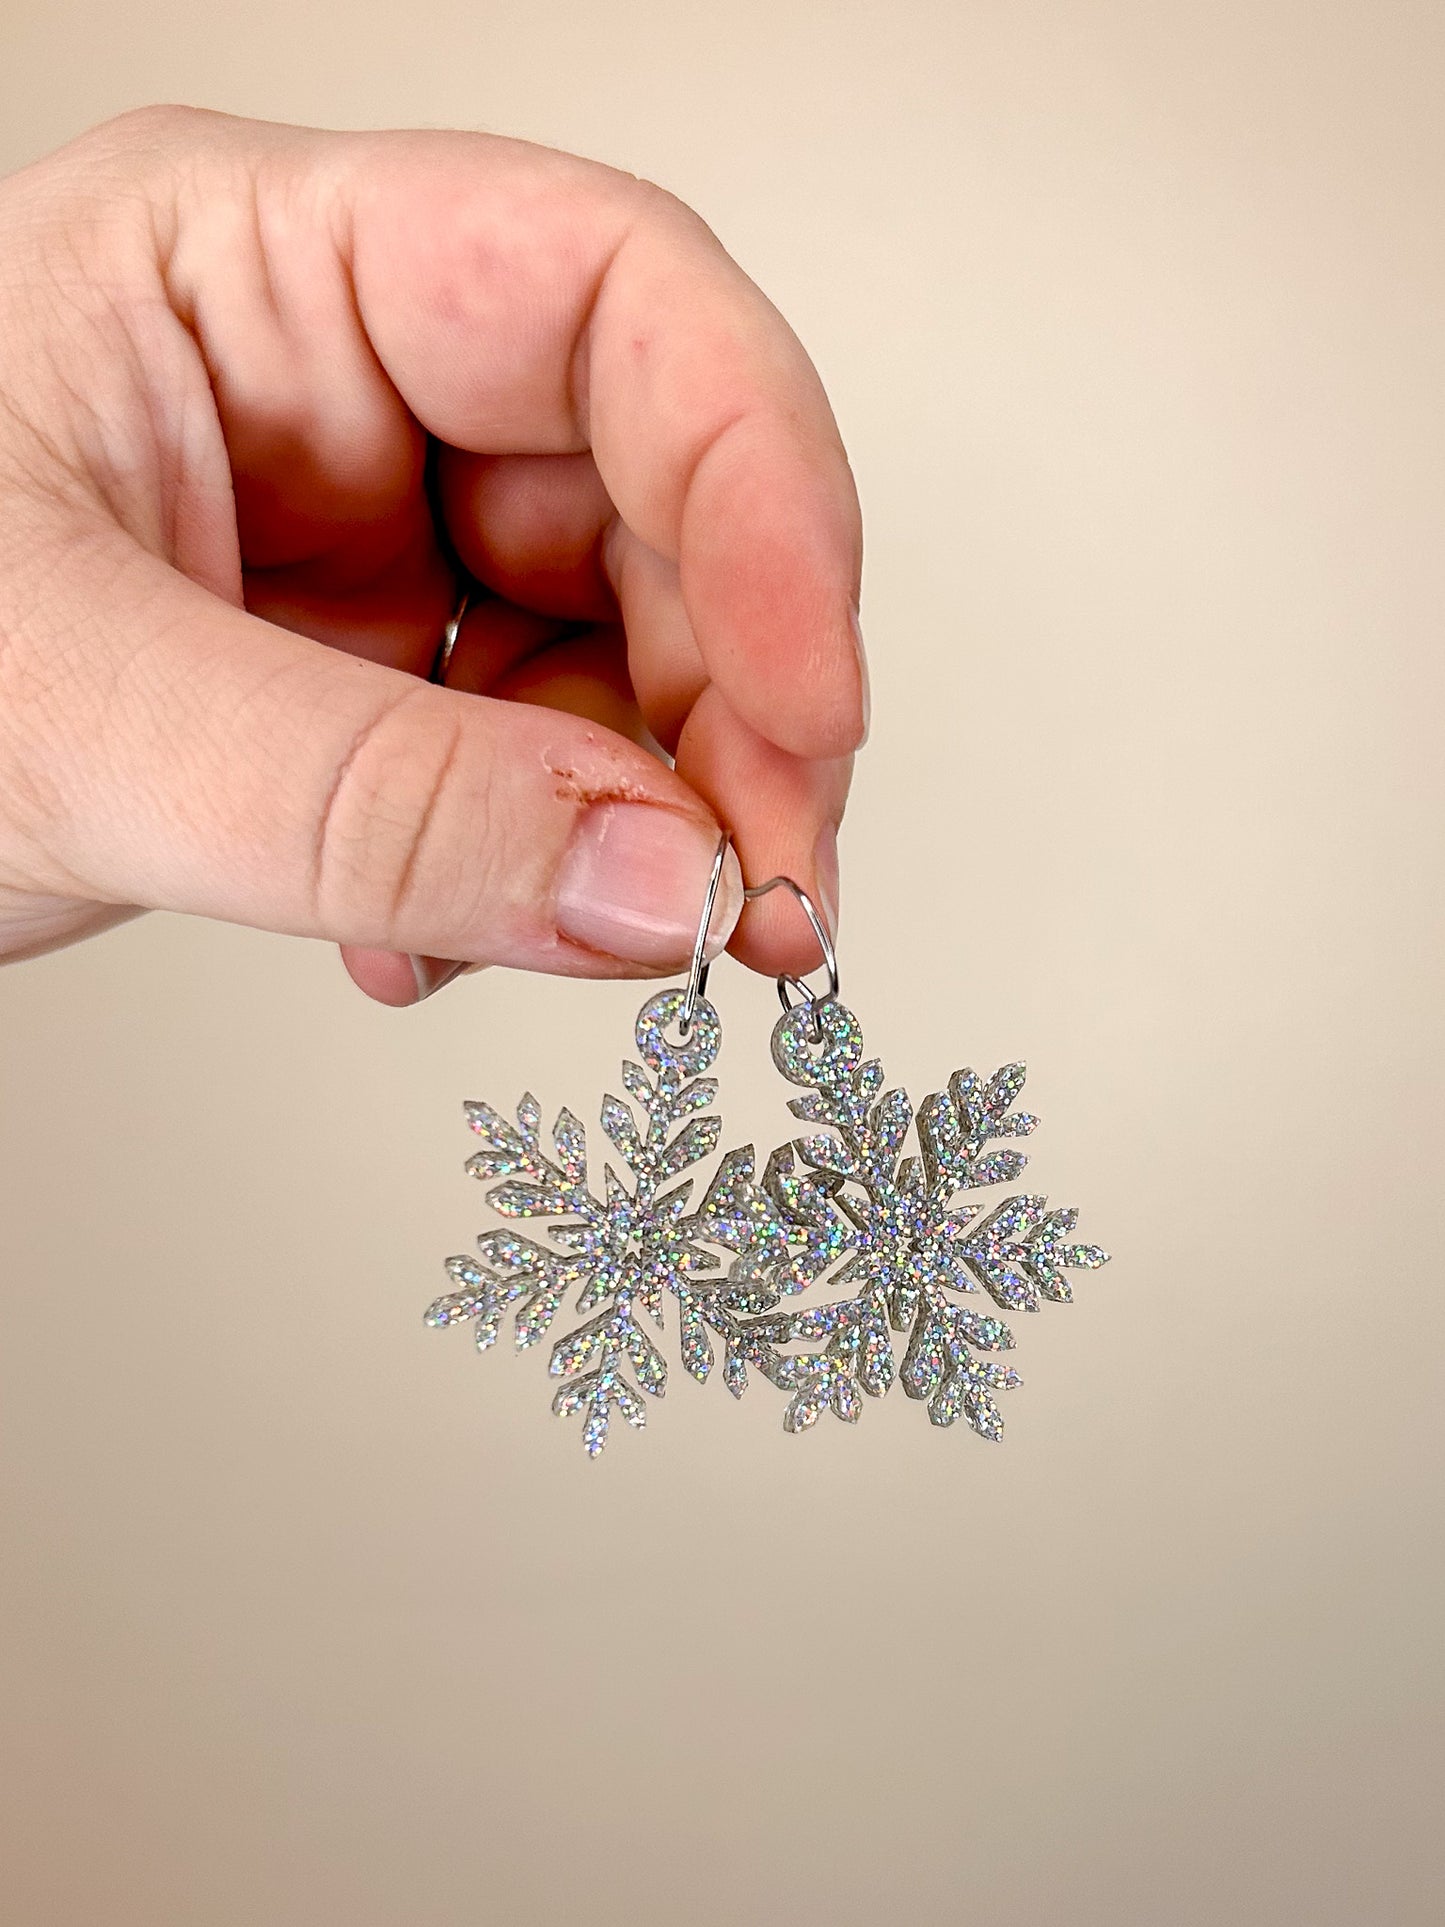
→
(430, 586, 472, 685)
(678, 832, 731, 1036)
(681, 845, 840, 1039)
(743, 873, 840, 1021)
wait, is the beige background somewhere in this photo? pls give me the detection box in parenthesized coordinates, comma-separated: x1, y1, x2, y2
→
(2, 2, 1443, 1923)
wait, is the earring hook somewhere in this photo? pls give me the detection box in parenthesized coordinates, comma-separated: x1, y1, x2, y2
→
(678, 832, 731, 1036)
(743, 873, 840, 1015)
(679, 839, 841, 1036)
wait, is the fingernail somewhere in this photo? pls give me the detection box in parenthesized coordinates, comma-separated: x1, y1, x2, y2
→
(556, 804, 743, 967)
(814, 822, 841, 938)
(849, 607, 871, 746)
(409, 956, 470, 1002)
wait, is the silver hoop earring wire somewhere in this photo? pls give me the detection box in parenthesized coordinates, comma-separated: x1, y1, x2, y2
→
(744, 873, 840, 1016)
(679, 838, 840, 1038)
(679, 833, 731, 1036)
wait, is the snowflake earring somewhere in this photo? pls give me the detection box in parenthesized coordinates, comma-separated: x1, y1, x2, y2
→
(426, 842, 1109, 1454)
(425, 837, 786, 1455)
(711, 902, 1111, 1438)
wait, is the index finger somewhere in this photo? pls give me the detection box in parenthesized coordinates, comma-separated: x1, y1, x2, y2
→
(332, 128, 867, 760)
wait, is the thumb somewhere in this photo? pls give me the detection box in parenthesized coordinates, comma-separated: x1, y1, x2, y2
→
(24, 543, 743, 975)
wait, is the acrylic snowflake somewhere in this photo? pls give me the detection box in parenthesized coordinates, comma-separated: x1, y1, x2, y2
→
(427, 985, 1108, 1453)
(723, 997, 1110, 1440)
(425, 987, 824, 1456)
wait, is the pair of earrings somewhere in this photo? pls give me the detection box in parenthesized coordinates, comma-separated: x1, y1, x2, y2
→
(425, 839, 1109, 1456)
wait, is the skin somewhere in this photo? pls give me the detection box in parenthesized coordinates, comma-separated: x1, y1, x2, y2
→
(0, 108, 865, 1003)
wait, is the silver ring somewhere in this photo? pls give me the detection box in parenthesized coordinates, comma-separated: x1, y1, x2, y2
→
(430, 586, 472, 685)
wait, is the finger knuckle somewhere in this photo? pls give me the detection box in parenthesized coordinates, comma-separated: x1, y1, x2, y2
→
(630, 176, 713, 243)
(79, 104, 217, 159)
(312, 689, 494, 947)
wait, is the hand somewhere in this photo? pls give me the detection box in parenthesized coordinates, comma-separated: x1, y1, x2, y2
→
(0, 108, 865, 1003)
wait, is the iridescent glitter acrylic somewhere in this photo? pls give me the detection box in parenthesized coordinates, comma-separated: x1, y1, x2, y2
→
(426, 843, 1109, 1453)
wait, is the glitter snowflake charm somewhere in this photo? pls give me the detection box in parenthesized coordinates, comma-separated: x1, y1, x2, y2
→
(427, 934, 1108, 1452)
(426, 987, 808, 1456)
(726, 997, 1111, 1440)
